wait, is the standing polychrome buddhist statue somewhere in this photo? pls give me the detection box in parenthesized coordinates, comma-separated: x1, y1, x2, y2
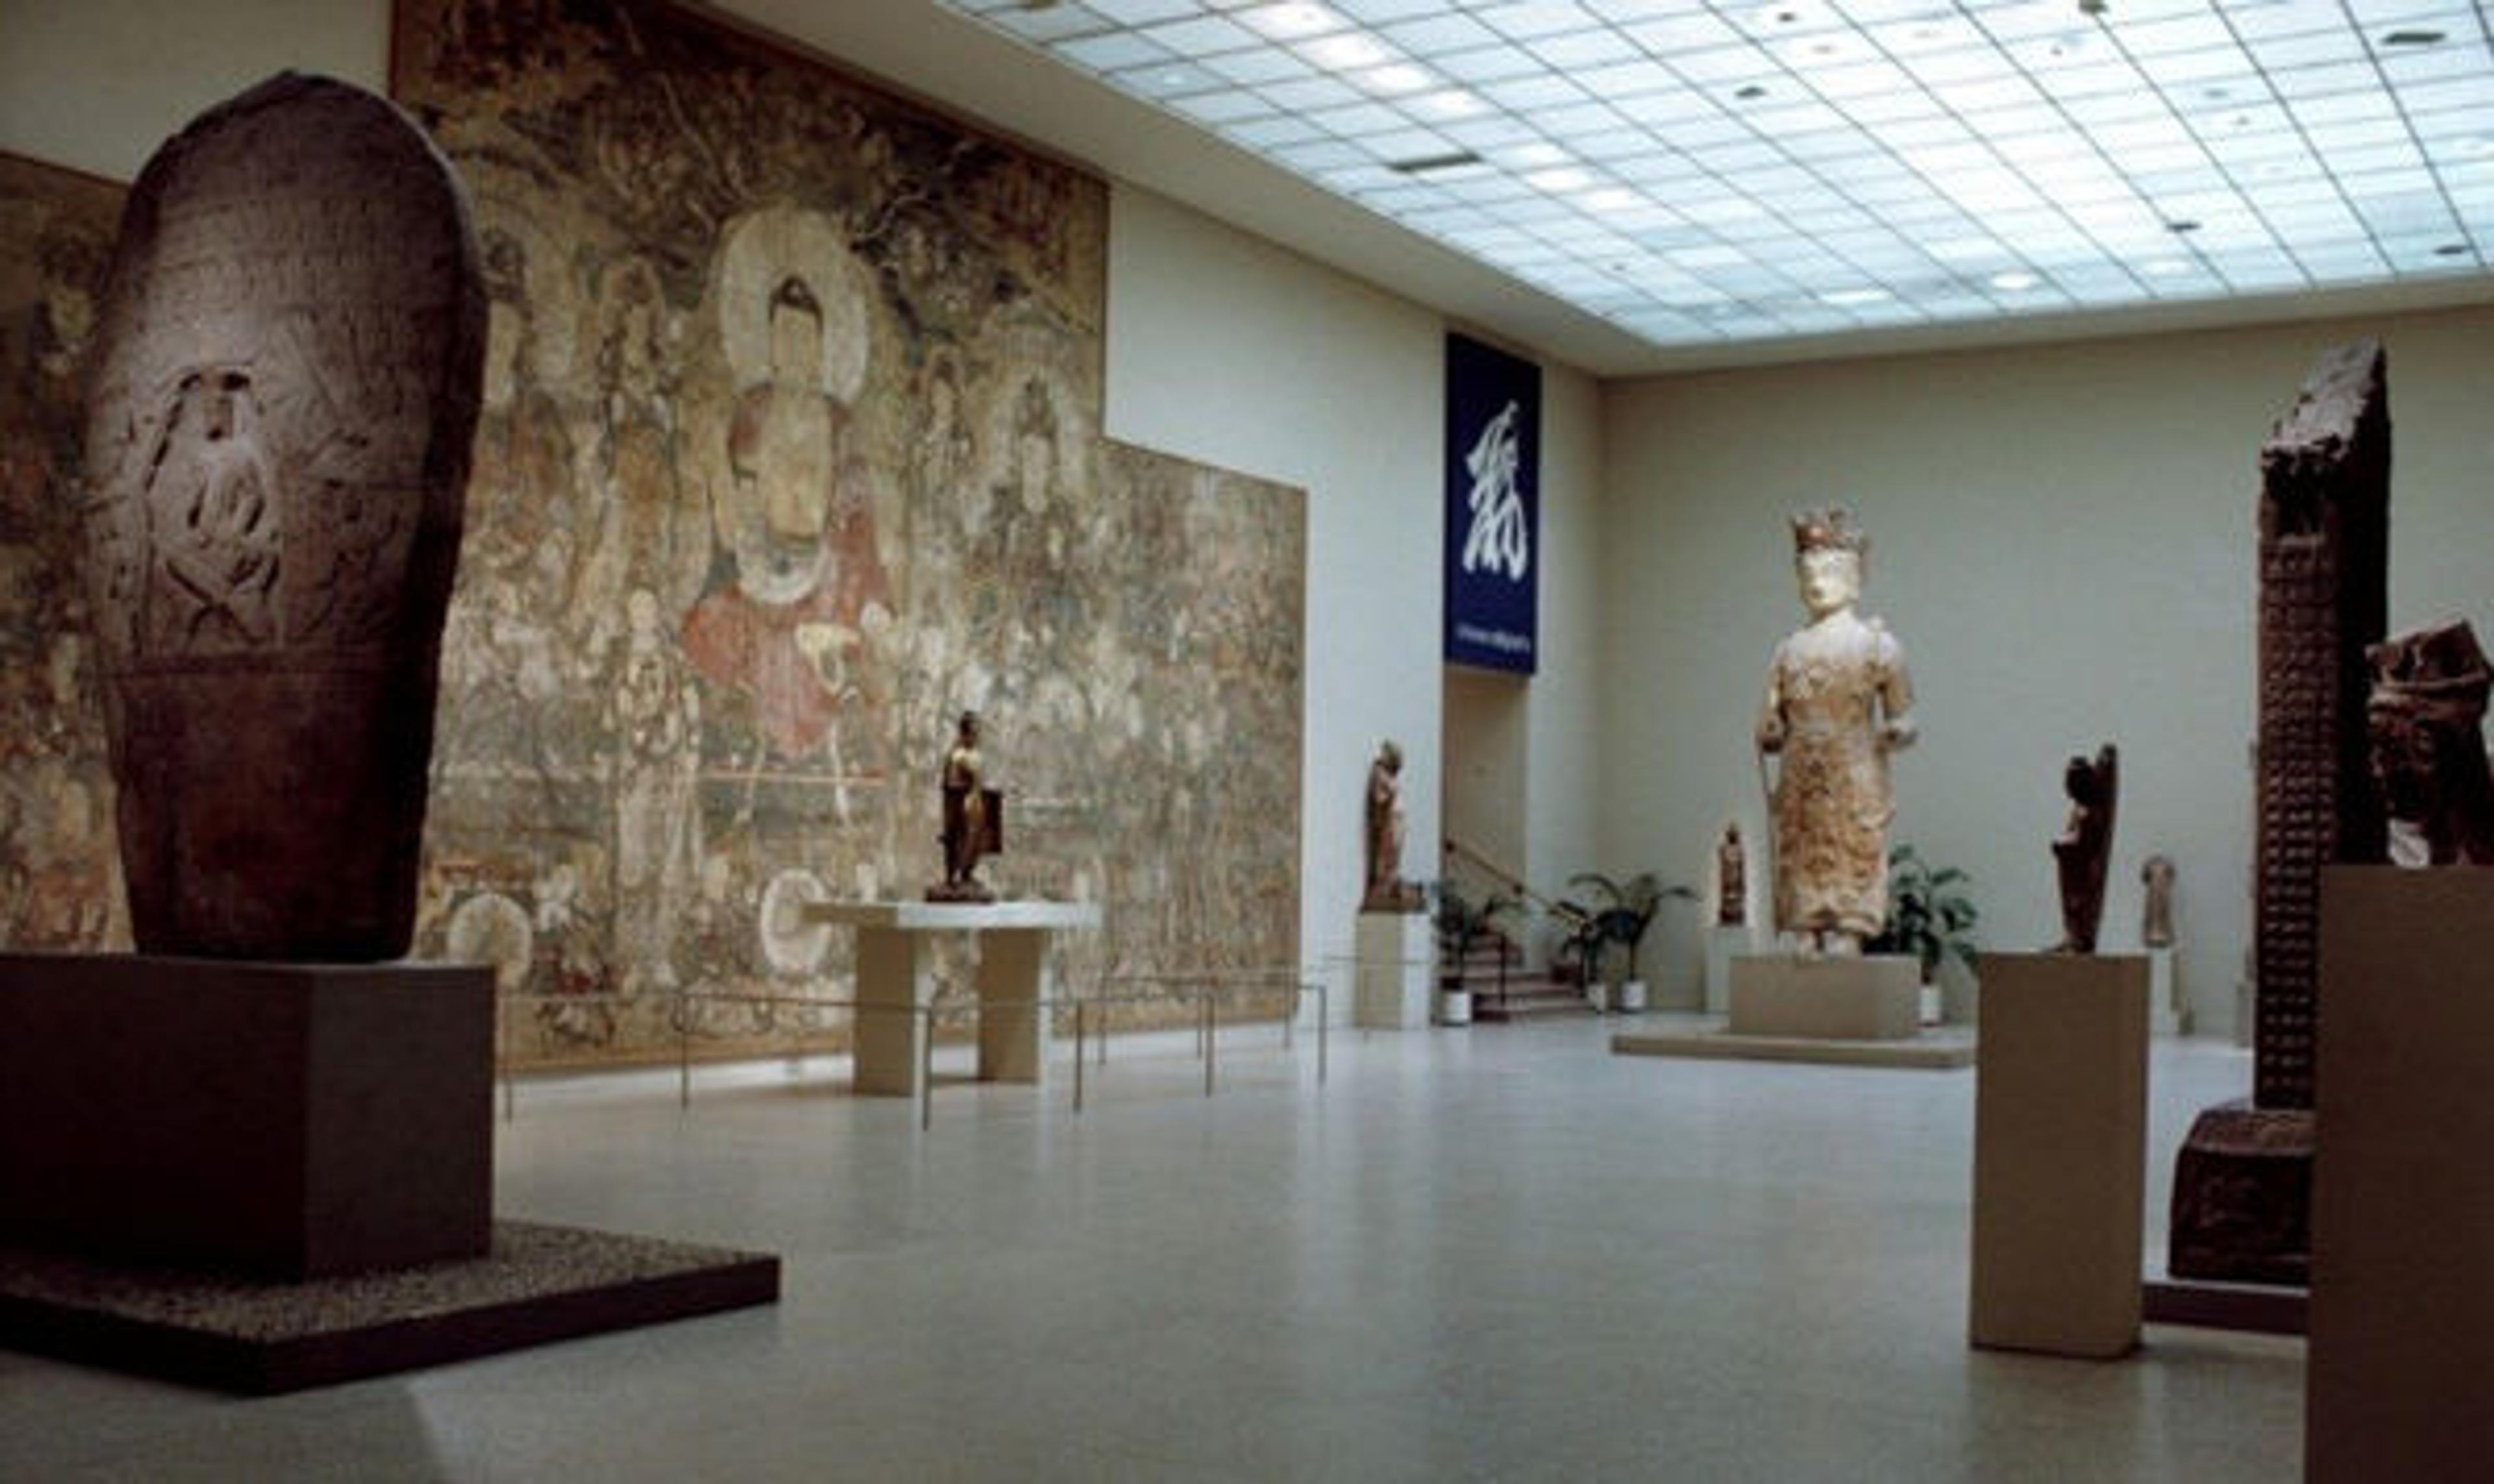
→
(78, 74, 485, 959)
(1754, 507, 1917, 954)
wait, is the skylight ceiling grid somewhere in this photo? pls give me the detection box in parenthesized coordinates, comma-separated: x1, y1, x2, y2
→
(944, 0, 2494, 349)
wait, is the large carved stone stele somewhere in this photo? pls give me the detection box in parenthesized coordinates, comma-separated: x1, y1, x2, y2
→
(2167, 339, 2387, 1288)
(79, 73, 486, 959)
(2249, 337, 2387, 1107)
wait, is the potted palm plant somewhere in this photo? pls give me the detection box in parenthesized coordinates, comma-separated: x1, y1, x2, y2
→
(1430, 879, 1519, 1026)
(1564, 871, 1698, 1013)
(1867, 843, 1980, 1024)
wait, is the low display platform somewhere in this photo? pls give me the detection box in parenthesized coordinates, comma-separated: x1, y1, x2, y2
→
(0, 1219, 779, 1395)
(1728, 953, 1920, 1040)
(1612, 1014, 1975, 1070)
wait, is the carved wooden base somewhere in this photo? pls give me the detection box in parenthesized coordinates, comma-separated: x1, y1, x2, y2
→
(924, 881, 995, 903)
(2167, 1098, 2312, 1287)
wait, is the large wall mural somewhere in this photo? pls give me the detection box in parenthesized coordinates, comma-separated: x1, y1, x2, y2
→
(0, 154, 125, 957)
(393, 0, 1303, 1066)
(0, 1, 1304, 1068)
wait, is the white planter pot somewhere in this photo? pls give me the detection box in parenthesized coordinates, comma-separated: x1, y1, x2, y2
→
(1617, 979, 1648, 1013)
(1438, 988, 1473, 1026)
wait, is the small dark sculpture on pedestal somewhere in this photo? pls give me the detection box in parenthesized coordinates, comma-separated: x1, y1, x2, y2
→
(1716, 823, 1746, 927)
(2366, 618, 2494, 867)
(2052, 744, 2119, 953)
(929, 711, 1001, 903)
(1361, 740, 1422, 912)
(2141, 855, 2176, 949)
(79, 73, 486, 959)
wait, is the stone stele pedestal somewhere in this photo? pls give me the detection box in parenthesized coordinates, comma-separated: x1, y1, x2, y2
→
(1355, 908, 1433, 1030)
(0, 954, 492, 1279)
(2308, 868, 2494, 1482)
(1728, 952, 1919, 1040)
(1967, 951, 2147, 1359)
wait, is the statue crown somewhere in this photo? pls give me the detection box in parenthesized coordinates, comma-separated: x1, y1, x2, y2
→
(1791, 506, 1869, 557)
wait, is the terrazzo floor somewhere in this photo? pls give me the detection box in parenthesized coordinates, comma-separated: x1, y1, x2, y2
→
(0, 1013, 2302, 1481)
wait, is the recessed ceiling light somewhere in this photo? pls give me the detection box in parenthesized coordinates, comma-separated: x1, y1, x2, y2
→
(2143, 258, 2193, 277)
(1361, 62, 1429, 95)
(1507, 142, 1569, 169)
(1582, 187, 1642, 214)
(1414, 90, 1484, 119)
(1822, 287, 1891, 307)
(1528, 166, 1593, 193)
(1241, 3, 1337, 41)
(1990, 270, 2040, 291)
(1305, 32, 1387, 70)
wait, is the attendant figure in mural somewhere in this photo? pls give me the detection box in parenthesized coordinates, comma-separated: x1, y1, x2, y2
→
(1362, 740, 1418, 911)
(2366, 618, 2494, 867)
(2051, 744, 2119, 953)
(1755, 507, 1917, 954)
(931, 710, 999, 901)
(1716, 823, 1747, 927)
(2141, 855, 2176, 948)
(609, 587, 701, 991)
(683, 266, 892, 762)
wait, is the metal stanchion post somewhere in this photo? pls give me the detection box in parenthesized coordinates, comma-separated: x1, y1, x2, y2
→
(919, 1003, 935, 1132)
(1073, 1000, 1086, 1114)
(679, 996, 691, 1110)
(1204, 992, 1216, 1098)
(500, 989, 515, 1124)
(1316, 981, 1328, 1085)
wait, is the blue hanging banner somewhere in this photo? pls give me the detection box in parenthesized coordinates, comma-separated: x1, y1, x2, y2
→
(1444, 333, 1539, 673)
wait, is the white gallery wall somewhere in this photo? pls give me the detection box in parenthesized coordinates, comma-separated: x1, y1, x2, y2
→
(1602, 302, 2494, 1038)
(1106, 184, 1608, 1003)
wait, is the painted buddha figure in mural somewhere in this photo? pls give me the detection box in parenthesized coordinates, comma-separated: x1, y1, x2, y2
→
(683, 266, 891, 762)
(1754, 507, 1917, 954)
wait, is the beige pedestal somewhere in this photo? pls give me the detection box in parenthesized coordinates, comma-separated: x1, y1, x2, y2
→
(1703, 924, 1757, 1014)
(803, 901, 1101, 1097)
(1355, 909, 1433, 1030)
(1967, 952, 2147, 1358)
(1728, 953, 1919, 1040)
(2147, 947, 2185, 1037)
(0, 955, 492, 1279)
(2308, 868, 2494, 1483)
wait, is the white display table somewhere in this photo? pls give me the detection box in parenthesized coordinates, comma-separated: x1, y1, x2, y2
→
(801, 901, 1102, 1097)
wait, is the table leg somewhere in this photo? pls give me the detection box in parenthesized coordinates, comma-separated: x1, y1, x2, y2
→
(976, 928, 1050, 1085)
(854, 925, 926, 1097)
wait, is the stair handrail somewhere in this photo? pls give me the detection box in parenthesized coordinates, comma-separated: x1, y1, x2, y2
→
(1442, 835, 1587, 927)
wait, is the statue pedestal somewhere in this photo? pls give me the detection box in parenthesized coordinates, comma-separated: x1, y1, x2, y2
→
(1355, 909, 1432, 1031)
(803, 901, 1100, 1097)
(0, 954, 493, 1279)
(2308, 868, 2494, 1482)
(1703, 925, 1758, 1014)
(2146, 947, 2184, 1036)
(1728, 953, 1919, 1040)
(1968, 952, 2147, 1359)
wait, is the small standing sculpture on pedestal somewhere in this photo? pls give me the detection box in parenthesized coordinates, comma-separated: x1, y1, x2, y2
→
(1716, 823, 1747, 927)
(1756, 507, 1917, 954)
(2366, 618, 2494, 867)
(2141, 855, 2176, 949)
(929, 710, 1001, 902)
(2052, 744, 2119, 953)
(1362, 740, 1424, 911)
